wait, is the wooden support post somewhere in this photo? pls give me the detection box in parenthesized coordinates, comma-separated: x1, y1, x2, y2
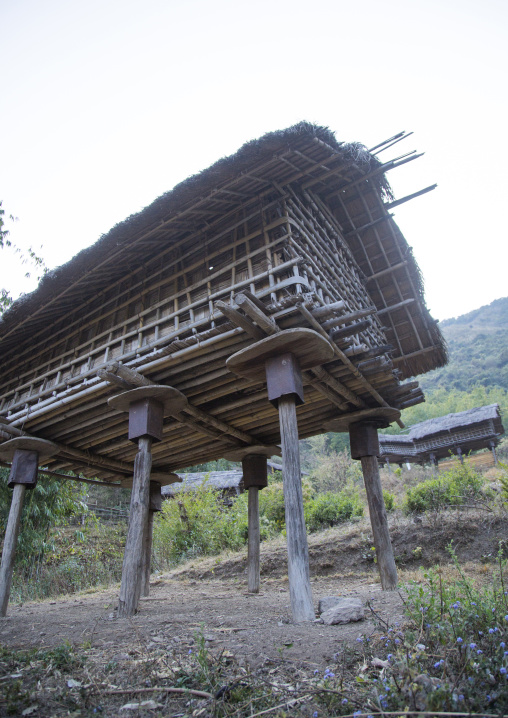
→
(456, 447, 464, 465)
(247, 486, 260, 593)
(223, 447, 279, 594)
(349, 422, 398, 590)
(109, 386, 187, 617)
(0, 438, 58, 616)
(140, 481, 162, 597)
(226, 328, 334, 621)
(490, 441, 498, 465)
(118, 436, 152, 616)
(277, 394, 315, 620)
(0, 484, 26, 617)
(429, 452, 437, 473)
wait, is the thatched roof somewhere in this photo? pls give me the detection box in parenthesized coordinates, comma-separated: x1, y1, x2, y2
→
(403, 404, 503, 441)
(0, 122, 445, 378)
(162, 470, 243, 497)
(379, 404, 504, 463)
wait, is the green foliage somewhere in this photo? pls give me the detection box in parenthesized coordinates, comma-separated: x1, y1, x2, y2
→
(404, 464, 486, 514)
(308, 449, 363, 494)
(383, 489, 395, 511)
(0, 468, 87, 568)
(422, 297, 508, 393)
(378, 546, 508, 714)
(153, 482, 249, 567)
(499, 462, 508, 505)
(304, 490, 363, 532)
(0, 200, 48, 315)
(257, 481, 287, 532)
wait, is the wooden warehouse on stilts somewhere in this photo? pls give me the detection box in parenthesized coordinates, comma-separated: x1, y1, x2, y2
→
(0, 123, 447, 620)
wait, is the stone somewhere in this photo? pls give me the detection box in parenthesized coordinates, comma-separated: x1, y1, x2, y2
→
(318, 596, 344, 614)
(320, 598, 364, 625)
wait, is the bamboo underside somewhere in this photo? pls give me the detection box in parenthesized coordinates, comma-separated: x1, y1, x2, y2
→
(0, 180, 432, 476)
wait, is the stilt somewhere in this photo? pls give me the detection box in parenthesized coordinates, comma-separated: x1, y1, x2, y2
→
(429, 452, 437, 473)
(456, 446, 464, 464)
(489, 441, 498, 465)
(140, 481, 162, 597)
(0, 437, 58, 616)
(325, 408, 400, 591)
(350, 421, 398, 590)
(227, 328, 334, 621)
(224, 445, 280, 594)
(109, 385, 187, 617)
(0, 484, 26, 616)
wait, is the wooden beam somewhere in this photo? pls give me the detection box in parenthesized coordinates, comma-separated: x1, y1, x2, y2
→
(365, 261, 410, 283)
(101, 364, 257, 446)
(384, 184, 437, 209)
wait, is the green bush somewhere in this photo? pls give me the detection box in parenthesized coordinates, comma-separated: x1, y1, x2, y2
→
(404, 464, 486, 514)
(304, 490, 363, 533)
(10, 520, 126, 602)
(153, 482, 249, 567)
(383, 489, 395, 511)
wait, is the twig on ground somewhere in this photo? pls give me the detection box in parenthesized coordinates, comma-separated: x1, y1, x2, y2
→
(100, 685, 213, 699)
(366, 600, 390, 629)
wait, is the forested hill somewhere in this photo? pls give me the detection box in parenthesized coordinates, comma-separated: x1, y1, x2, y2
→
(378, 297, 508, 435)
(420, 296, 508, 393)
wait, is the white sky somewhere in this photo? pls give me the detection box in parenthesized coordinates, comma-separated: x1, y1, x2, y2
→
(1, 0, 507, 322)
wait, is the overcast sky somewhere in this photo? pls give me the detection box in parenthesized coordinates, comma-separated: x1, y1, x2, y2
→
(1, 0, 506, 321)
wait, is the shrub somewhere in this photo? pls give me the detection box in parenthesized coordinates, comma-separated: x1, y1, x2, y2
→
(304, 490, 363, 533)
(404, 464, 486, 514)
(309, 449, 363, 493)
(10, 520, 126, 602)
(153, 482, 249, 567)
(383, 489, 395, 511)
(257, 482, 286, 532)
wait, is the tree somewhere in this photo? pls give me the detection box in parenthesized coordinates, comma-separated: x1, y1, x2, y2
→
(0, 201, 47, 315)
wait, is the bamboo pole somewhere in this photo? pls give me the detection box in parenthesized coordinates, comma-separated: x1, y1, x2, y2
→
(0, 484, 26, 616)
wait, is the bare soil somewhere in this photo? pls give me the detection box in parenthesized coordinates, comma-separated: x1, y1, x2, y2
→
(0, 510, 506, 717)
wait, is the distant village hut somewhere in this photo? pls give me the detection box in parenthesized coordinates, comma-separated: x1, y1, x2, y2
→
(0, 123, 446, 619)
(379, 404, 505, 468)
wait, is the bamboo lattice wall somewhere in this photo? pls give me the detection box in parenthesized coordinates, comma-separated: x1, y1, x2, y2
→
(0, 124, 447, 481)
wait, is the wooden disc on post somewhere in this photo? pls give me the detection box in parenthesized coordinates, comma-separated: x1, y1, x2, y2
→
(108, 386, 188, 416)
(226, 328, 334, 381)
(222, 445, 281, 462)
(0, 437, 59, 463)
(324, 406, 401, 433)
(119, 472, 182, 489)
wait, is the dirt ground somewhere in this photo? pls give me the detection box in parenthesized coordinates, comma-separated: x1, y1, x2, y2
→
(0, 510, 506, 717)
(1, 510, 506, 662)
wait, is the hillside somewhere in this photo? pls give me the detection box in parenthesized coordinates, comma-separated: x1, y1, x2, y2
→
(420, 296, 508, 393)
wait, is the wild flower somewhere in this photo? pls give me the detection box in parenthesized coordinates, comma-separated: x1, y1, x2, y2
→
(500, 667, 507, 675)
(457, 637, 463, 643)
(341, 698, 348, 704)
